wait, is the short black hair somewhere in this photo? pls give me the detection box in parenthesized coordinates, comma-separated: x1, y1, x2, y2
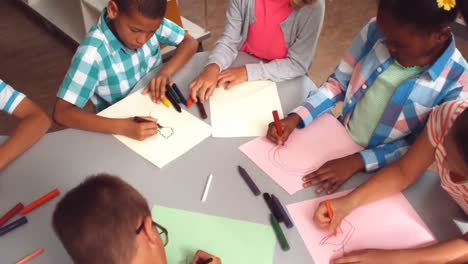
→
(454, 108, 468, 164)
(114, 0, 167, 19)
(378, 0, 468, 31)
(52, 174, 151, 264)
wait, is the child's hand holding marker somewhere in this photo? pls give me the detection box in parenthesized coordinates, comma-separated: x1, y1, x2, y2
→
(191, 250, 221, 264)
(267, 114, 301, 145)
(314, 197, 354, 235)
(121, 116, 158, 141)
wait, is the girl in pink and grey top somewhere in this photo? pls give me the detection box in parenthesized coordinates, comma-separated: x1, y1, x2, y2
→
(189, 0, 325, 102)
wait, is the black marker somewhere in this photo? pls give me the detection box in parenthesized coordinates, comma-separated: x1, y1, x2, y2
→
(165, 90, 182, 113)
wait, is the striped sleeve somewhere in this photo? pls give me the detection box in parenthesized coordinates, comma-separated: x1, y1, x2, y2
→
(0, 79, 26, 114)
(427, 100, 468, 147)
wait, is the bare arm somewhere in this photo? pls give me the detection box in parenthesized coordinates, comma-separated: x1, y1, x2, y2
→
(53, 98, 158, 141)
(348, 127, 435, 208)
(333, 238, 468, 264)
(0, 98, 51, 168)
(315, 128, 436, 231)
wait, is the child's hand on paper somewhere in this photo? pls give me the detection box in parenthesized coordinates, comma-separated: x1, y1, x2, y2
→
(189, 63, 220, 103)
(190, 250, 222, 264)
(143, 71, 172, 104)
(217, 66, 248, 90)
(332, 249, 408, 264)
(267, 114, 301, 145)
(314, 197, 353, 233)
(302, 153, 364, 194)
(120, 117, 158, 141)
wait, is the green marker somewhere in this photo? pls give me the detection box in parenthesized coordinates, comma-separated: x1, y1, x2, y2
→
(166, 84, 181, 104)
(270, 214, 290, 251)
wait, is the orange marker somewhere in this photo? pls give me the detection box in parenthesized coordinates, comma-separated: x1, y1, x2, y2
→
(16, 248, 44, 264)
(187, 97, 193, 108)
(325, 200, 336, 236)
(20, 188, 60, 215)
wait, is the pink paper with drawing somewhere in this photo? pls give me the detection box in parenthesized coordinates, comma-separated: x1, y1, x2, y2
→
(239, 113, 363, 195)
(287, 190, 436, 264)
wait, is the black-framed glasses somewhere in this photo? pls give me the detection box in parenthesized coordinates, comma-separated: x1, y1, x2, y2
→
(136, 219, 169, 247)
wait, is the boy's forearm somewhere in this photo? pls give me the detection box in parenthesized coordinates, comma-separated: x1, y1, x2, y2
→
(0, 110, 51, 169)
(160, 33, 198, 76)
(54, 101, 125, 136)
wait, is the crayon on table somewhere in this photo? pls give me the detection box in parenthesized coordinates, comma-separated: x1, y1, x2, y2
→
(0, 203, 24, 227)
(161, 97, 171, 108)
(0, 216, 27, 236)
(164, 90, 182, 113)
(171, 83, 188, 106)
(16, 248, 44, 264)
(271, 194, 294, 228)
(187, 97, 193, 108)
(270, 214, 290, 251)
(166, 84, 181, 104)
(237, 166, 261, 196)
(263, 193, 282, 221)
(20, 188, 60, 215)
(325, 200, 337, 236)
(201, 174, 213, 203)
(272, 110, 283, 137)
(196, 96, 208, 119)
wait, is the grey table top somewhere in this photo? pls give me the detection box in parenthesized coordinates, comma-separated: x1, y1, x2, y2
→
(0, 52, 466, 264)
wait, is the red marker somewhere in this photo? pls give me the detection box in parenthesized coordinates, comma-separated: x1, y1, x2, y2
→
(272, 110, 282, 137)
(20, 188, 60, 215)
(325, 200, 337, 236)
(0, 203, 24, 227)
(187, 97, 193, 108)
(16, 248, 44, 264)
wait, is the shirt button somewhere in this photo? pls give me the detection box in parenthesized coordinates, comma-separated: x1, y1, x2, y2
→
(362, 84, 367, 89)
(377, 67, 382, 73)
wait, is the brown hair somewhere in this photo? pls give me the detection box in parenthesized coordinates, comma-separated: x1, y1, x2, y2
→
(52, 174, 150, 264)
(290, 0, 317, 8)
(453, 108, 468, 164)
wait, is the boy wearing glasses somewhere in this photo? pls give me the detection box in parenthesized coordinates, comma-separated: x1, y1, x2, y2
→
(52, 174, 221, 264)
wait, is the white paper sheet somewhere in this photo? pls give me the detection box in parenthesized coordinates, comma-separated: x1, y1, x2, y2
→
(209, 81, 283, 137)
(98, 91, 211, 168)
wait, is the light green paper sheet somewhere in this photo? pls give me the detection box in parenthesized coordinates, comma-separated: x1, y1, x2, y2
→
(151, 206, 276, 264)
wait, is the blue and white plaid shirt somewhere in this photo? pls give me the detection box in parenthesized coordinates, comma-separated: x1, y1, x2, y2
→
(294, 18, 468, 171)
(57, 9, 186, 112)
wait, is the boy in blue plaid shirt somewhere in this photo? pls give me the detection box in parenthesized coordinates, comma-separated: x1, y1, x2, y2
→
(54, 0, 198, 140)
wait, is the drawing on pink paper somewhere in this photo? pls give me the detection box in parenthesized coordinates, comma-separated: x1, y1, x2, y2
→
(239, 114, 364, 195)
(319, 218, 355, 255)
(267, 144, 316, 176)
(286, 190, 437, 264)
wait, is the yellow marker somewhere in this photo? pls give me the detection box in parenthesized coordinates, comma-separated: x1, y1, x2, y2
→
(161, 97, 171, 108)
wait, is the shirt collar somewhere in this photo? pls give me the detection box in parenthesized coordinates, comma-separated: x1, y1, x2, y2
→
(425, 34, 456, 81)
(98, 8, 133, 55)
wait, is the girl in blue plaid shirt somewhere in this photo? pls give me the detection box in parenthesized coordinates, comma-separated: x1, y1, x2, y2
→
(268, 0, 468, 194)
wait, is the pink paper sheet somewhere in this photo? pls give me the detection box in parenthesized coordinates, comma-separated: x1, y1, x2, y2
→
(239, 114, 363, 195)
(287, 190, 436, 264)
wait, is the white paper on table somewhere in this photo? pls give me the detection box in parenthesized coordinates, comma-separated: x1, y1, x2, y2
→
(98, 91, 211, 168)
(209, 81, 283, 138)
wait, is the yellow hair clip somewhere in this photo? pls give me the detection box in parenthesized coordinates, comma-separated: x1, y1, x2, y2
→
(437, 0, 456, 11)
